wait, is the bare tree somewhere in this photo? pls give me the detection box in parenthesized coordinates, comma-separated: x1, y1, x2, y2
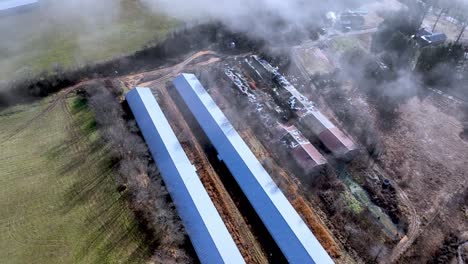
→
(416, 0, 439, 28)
(83, 81, 193, 262)
(452, 0, 468, 43)
(456, 22, 467, 43)
(432, 8, 447, 32)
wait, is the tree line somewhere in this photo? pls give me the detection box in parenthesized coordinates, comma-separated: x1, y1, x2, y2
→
(80, 80, 194, 263)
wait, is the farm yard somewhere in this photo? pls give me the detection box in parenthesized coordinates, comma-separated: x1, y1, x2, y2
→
(0, 0, 467, 262)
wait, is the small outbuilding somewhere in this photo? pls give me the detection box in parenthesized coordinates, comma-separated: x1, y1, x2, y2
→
(414, 28, 432, 38)
(419, 32, 448, 47)
(413, 28, 447, 47)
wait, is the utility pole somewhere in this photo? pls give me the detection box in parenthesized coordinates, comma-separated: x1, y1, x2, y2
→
(432, 8, 445, 32)
(418, 5, 430, 28)
(453, 0, 468, 43)
(419, 0, 439, 28)
(456, 23, 467, 43)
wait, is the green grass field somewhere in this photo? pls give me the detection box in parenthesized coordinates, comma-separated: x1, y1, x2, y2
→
(331, 36, 365, 53)
(0, 95, 149, 263)
(0, 0, 178, 80)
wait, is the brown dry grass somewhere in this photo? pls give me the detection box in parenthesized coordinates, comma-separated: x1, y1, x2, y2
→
(291, 197, 342, 258)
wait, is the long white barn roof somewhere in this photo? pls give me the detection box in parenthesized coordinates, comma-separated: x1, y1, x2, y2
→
(173, 74, 334, 264)
(126, 87, 244, 264)
(0, 0, 38, 11)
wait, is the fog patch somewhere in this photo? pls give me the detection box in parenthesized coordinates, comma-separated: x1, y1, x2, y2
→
(141, 0, 373, 43)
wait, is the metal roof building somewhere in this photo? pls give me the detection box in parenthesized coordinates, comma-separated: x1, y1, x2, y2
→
(173, 74, 334, 264)
(420, 32, 447, 47)
(126, 87, 244, 264)
(415, 28, 432, 38)
(252, 55, 356, 157)
(414, 28, 448, 47)
(0, 0, 38, 12)
(280, 124, 327, 172)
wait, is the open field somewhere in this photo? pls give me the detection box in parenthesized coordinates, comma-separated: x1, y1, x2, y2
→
(0, 0, 177, 80)
(0, 95, 149, 263)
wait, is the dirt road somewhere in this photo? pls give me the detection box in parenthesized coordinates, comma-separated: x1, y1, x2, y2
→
(372, 165, 421, 263)
(121, 50, 219, 88)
